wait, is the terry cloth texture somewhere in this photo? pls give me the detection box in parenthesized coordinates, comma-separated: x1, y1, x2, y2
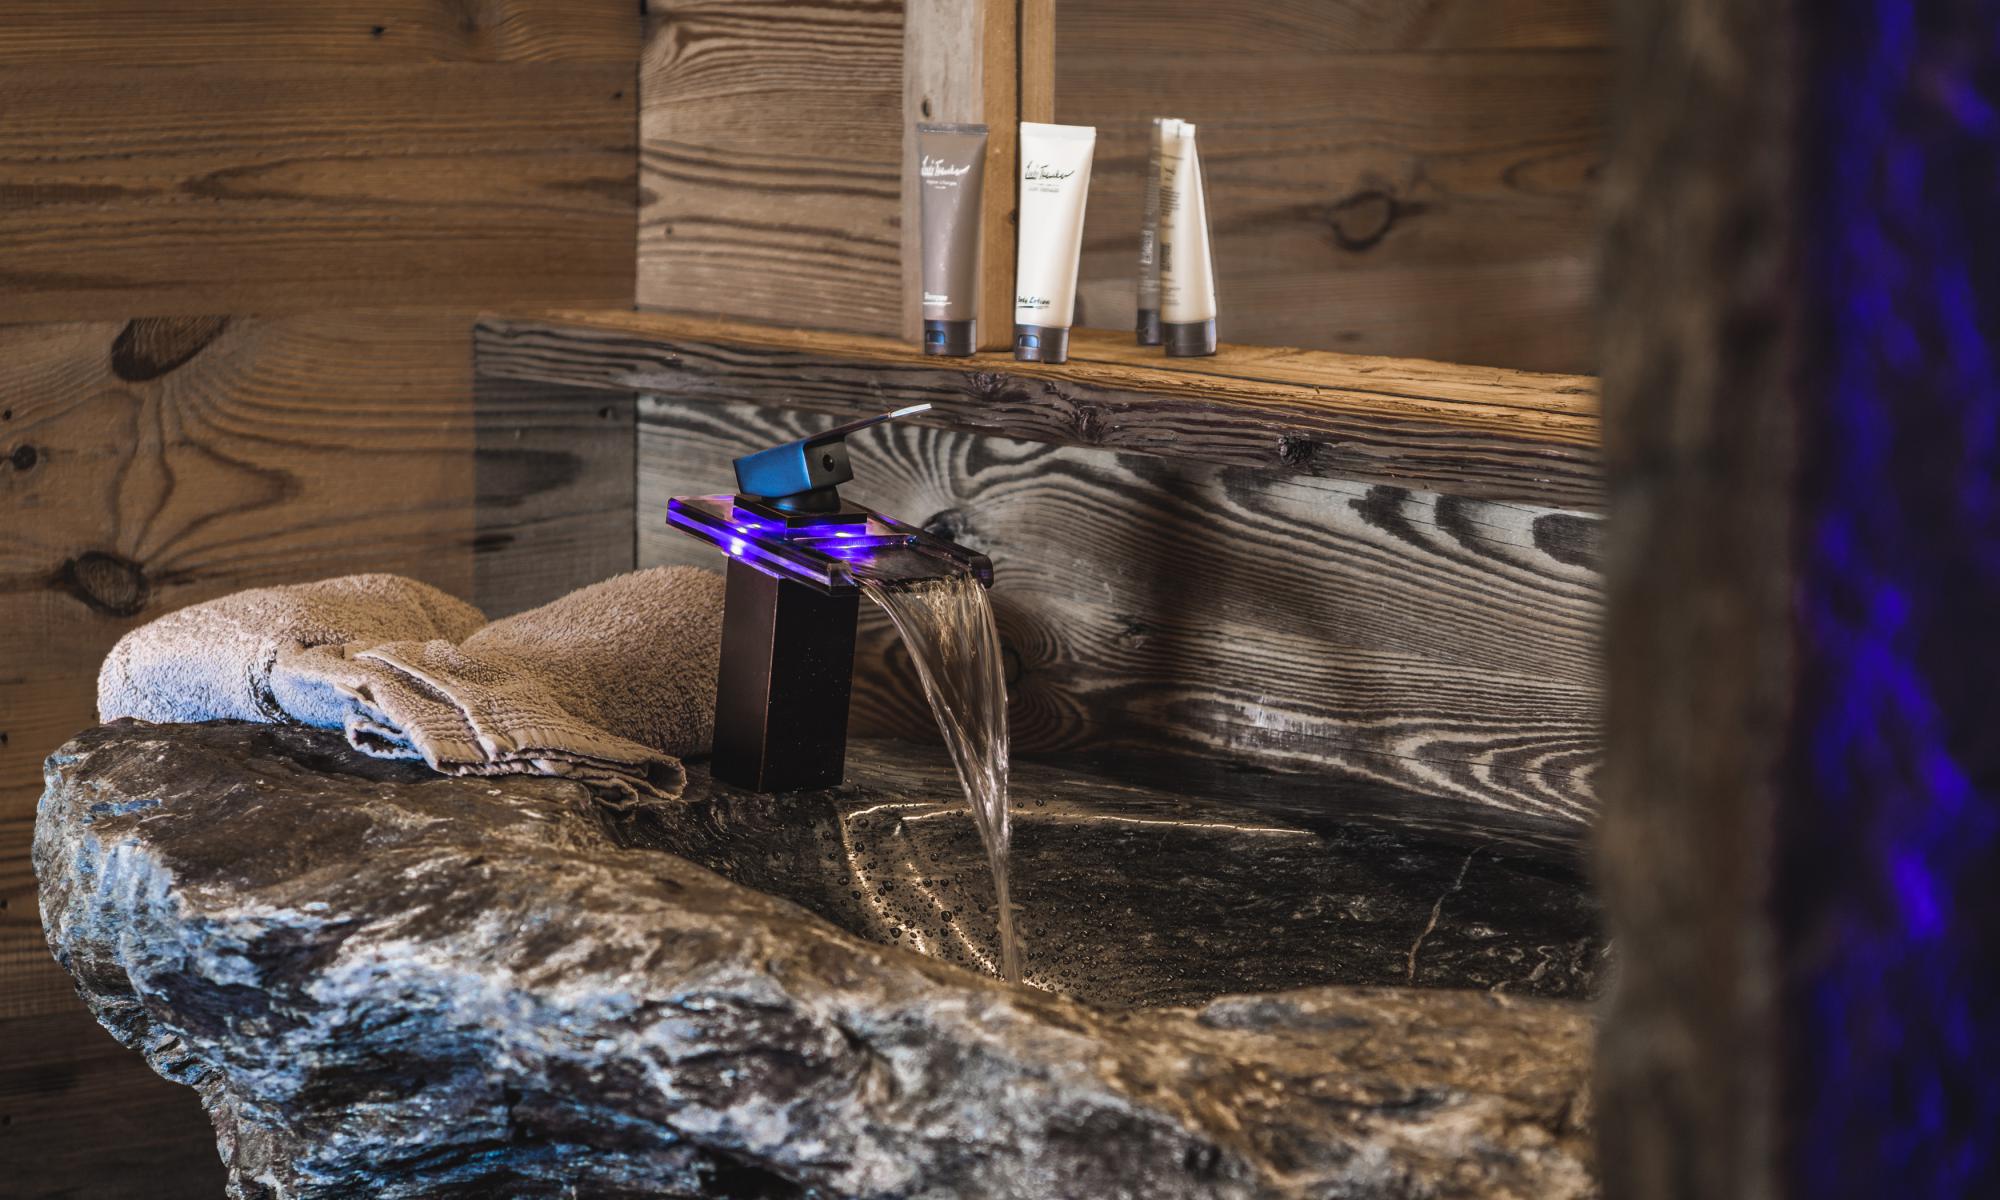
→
(97, 574, 486, 729)
(97, 568, 725, 802)
(342, 568, 725, 802)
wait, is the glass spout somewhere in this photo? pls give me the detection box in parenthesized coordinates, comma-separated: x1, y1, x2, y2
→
(667, 494, 993, 595)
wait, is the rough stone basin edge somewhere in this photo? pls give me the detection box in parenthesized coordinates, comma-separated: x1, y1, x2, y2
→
(35, 721, 1599, 1200)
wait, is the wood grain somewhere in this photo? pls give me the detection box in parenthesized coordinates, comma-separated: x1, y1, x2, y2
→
(0, 0, 639, 65)
(1593, 0, 1795, 1192)
(1056, 6, 1608, 372)
(478, 309, 1603, 509)
(637, 400, 1602, 829)
(0, 1008, 224, 1199)
(902, 0, 1020, 348)
(1057, 0, 1608, 53)
(474, 377, 637, 617)
(0, 313, 479, 684)
(638, 0, 905, 335)
(0, 61, 636, 322)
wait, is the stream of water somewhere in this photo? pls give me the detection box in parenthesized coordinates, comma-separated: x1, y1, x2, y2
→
(856, 569, 1019, 982)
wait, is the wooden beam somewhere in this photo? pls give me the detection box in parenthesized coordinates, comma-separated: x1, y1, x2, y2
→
(902, 0, 1020, 349)
(476, 308, 1603, 509)
(639, 399, 1602, 835)
(0, 62, 636, 322)
(637, 0, 903, 336)
(0, 0, 640, 66)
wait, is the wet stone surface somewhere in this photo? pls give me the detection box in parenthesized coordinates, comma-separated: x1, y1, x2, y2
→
(615, 745, 1608, 1008)
(37, 721, 1602, 1199)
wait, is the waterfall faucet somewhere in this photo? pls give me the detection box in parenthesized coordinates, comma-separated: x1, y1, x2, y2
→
(666, 404, 993, 792)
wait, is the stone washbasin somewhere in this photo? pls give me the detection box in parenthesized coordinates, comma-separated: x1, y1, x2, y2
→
(37, 721, 1604, 1199)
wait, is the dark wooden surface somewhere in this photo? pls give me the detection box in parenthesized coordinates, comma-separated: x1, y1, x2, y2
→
(637, 400, 1602, 831)
(0, 61, 636, 321)
(638, 0, 905, 335)
(0, 1008, 227, 1197)
(478, 309, 1603, 510)
(1056, 0, 1608, 373)
(474, 377, 637, 618)
(0, 0, 641, 65)
(1593, 0, 1795, 1194)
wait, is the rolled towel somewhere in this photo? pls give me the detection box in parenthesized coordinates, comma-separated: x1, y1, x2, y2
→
(333, 567, 725, 802)
(97, 575, 486, 727)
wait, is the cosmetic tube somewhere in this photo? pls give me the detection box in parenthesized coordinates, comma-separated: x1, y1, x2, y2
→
(1158, 120, 1217, 356)
(1013, 122, 1097, 364)
(917, 122, 989, 356)
(1136, 117, 1167, 345)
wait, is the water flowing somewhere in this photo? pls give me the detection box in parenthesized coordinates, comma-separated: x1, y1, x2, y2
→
(856, 569, 1019, 982)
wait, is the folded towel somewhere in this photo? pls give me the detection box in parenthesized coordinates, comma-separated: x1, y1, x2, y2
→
(338, 568, 725, 802)
(97, 574, 486, 728)
(96, 567, 725, 803)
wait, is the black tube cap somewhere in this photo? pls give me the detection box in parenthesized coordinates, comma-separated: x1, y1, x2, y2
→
(1013, 324, 1071, 364)
(923, 319, 976, 357)
(1163, 318, 1217, 357)
(1137, 308, 1163, 346)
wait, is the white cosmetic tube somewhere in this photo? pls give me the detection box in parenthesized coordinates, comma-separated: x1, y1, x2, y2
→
(1013, 122, 1097, 364)
(1158, 120, 1217, 356)
(1135, 117, 1168, 345)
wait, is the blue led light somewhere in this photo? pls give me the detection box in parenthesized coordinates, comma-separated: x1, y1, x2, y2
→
(1782, 4, 2000, 1192)
(665, 495, 993, 594)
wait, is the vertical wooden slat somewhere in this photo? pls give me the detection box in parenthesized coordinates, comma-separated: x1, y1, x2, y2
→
(1018, 0, 1056, 123)
(901, 0, 1020, 349)
(1594, 0, 1796, 1194)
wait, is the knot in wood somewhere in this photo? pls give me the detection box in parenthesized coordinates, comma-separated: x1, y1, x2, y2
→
(56, 551, 151, 617)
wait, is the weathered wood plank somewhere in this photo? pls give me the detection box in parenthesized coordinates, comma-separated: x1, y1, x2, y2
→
(478, 309, 1603, 509)
(0, 313, 482, 684)
(0, 670, 97, 1021)
(1057, 28, 1607, 372)
(0, 62, 636, 322)
(0, 0, 639, 65)
(1594, 0, 1794, 1194)
(637, 0, 905, 335)
(1020, 0, 1056, 122)
(901, 0, 1020, 348)
(1058, 0, 1609, 54)
(637, 400, 1602, 829)
(473, 377, 637, 617)
(0, 1008, 224, 1198)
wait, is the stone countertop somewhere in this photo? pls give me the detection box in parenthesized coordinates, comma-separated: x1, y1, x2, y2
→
(36, 721, 1599, 1199)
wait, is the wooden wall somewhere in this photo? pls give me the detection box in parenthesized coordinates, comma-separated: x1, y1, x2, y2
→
(1057, 0, 1608, 373)
(637, 400, 1602, 844)
(0, 4, 641, 1195)
(632, 0, 1610, 371)
(637, 0, 907, 335)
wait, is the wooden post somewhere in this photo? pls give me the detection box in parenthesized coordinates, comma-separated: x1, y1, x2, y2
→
(902, 0, 1052, 350)
(1598, 0, 2000, 1195)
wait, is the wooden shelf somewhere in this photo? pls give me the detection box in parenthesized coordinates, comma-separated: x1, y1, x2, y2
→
(474, 309, 1602, 510)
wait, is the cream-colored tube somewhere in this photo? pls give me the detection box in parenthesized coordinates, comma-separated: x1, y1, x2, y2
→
(1135, 117, 1168, 345)
(1158, 120, 1217, 356)
(1013, 122, 1097, 364)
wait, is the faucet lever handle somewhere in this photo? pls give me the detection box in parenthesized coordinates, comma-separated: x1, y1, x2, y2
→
(803, 403, 933, 448)
(733, 403, 934, 503)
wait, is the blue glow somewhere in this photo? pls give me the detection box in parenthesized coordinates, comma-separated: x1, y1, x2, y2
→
(665, 495, 993, 593)
(1785, 4, 2000, 1192)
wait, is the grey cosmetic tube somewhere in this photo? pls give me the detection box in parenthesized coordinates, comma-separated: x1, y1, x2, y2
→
(917, 122, 989, 356)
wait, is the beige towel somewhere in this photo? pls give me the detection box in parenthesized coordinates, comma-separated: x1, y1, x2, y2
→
(338, 568, 724, 802)
(96, 568, 724, 803)
(97, 574, 486, 729)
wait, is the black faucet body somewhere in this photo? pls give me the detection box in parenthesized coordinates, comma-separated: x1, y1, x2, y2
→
(666, 406, 992, 793)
